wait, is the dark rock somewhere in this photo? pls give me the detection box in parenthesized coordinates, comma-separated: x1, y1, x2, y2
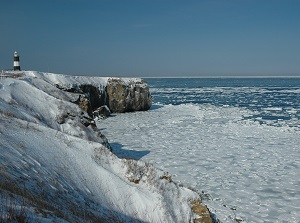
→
(78, 94, 92, 116)
(93, 105, 111, 118)
(56, 114, 68, 124)
(54, 78, 151, 114)
(79, 84, 107, 111)
(55, 84, 79, 93)
(106, 79, 152, 113)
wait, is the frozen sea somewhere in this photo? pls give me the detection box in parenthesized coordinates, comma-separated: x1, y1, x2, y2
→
(99, 78, 300, 223)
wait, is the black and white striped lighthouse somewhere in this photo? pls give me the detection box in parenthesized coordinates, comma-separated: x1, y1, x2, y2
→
(14, 51, 21, 71)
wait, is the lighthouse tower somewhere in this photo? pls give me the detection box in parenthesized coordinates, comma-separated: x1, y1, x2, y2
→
(14, 51, 21, 71)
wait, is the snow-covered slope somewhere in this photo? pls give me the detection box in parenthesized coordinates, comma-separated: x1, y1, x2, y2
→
(0, 71, 211, 222)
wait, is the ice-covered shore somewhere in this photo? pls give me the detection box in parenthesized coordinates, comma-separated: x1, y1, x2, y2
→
(0, 71, 212, 222)
(100, 101, 300, 223)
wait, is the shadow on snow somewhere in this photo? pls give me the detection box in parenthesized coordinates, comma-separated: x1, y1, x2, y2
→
(149, 104, 163, 110)
(110, 143, 150, 160)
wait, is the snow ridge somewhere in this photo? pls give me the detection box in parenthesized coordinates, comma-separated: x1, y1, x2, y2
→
(0, 71, 210, 222)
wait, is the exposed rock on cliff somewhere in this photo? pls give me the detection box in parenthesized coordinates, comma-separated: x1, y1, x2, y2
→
(53, 76, 152, 115)
(79, 84, 107, 114)
(93, 105, 111, 118)
(77, 94, 92, 115)
(106, 78, 152, 113)
(55, 84, 107, 116)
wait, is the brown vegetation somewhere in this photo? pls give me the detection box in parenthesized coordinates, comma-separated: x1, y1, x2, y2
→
(191, 199, 213, 223)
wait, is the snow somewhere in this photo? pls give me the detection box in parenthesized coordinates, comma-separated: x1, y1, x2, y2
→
(0, 72, 203, 222)
(99, 103, 300, 223)
(24, 70, 146, 88)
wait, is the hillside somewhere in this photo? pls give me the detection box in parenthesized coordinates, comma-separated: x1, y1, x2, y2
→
(0, 71, 213, 222)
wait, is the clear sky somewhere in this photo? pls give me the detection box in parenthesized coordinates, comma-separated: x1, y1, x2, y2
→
(1, 0, 300, 77)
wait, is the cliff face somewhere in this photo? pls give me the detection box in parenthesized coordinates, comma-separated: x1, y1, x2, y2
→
(106, 78, 152, 113)
(75, 79, 152, 115)
(51, 75, 152, 116)
(0, 71, 212, 223)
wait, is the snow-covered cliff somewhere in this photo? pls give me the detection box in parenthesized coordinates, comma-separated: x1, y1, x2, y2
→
(18, 71, 152, 115)
(0, 71, 212, 222)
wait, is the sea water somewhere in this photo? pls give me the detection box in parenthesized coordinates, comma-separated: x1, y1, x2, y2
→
(99, 78, 300, 223)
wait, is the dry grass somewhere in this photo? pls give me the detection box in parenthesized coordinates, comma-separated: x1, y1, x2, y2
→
(159, 174, 173, 182)
(190, 199, 213, 223)
(0, 73, 25, 80)
(9, 74, 25, 79)
(0, 174, 105, 223)
(0, 171, 147, 223)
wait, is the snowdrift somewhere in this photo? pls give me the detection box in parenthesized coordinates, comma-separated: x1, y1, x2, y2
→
(0, 71, 212, 222)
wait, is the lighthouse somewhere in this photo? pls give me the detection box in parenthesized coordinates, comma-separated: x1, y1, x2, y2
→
(14, 51, 21, 71)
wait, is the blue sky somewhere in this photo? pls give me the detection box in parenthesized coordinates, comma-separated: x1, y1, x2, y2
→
(1, 0, 300, 77)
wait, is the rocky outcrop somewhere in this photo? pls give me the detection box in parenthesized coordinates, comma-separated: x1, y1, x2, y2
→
(77, 94, 92, 115)
(55, 84, 107, 116)
(55, 77, 152, 115)
(79, 84, 106, 113)
(106, 79, 152, 113)
(191, 199, 213, 223)
(93, 105, 111, 118)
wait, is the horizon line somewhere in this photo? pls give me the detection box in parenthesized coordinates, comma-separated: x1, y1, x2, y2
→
(141, 75, 300, 79)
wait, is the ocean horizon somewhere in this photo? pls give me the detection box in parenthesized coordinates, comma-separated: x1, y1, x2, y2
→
(142, 75, 300, 79)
